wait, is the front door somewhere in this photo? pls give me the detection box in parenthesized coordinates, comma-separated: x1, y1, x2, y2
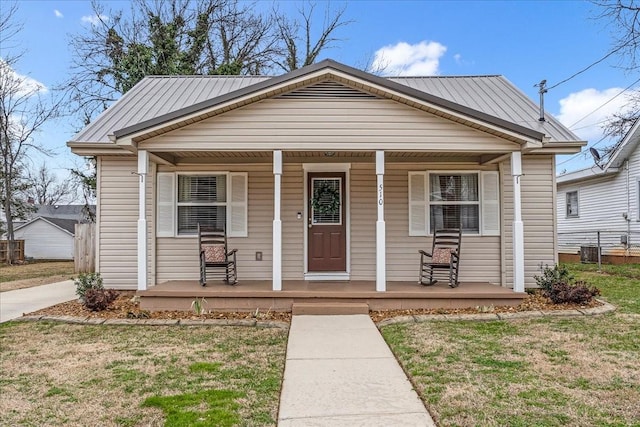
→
(308, 172, 346, 272)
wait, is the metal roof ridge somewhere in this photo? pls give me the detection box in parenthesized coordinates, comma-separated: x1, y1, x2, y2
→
(113, 59, 545, 141)
(391, 75, 503, 79)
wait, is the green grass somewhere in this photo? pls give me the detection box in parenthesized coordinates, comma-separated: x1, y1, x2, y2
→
(562, 262, 640, 313)
(142, 389, 243, 427)
(382, 263, 640, 426)
(0, 261, 75, 283)
(0, 324, 287, 426)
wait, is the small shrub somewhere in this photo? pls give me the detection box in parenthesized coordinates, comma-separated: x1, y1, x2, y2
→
(545, 281, 600, 305)
(74, 272, 103, 301)
(535, 264, 573, 293)
(83, 288, 119, 311)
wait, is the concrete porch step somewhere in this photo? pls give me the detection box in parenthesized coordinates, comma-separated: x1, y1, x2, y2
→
(292, 302, 370, 315)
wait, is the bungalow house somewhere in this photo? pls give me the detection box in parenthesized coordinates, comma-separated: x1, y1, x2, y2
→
(12, 217, 77, 260)
(7, 205, 95, 260)
(557, 119, 640, 262)
(67, 59, 584, 311)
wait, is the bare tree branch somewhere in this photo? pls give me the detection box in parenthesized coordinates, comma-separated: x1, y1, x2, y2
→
(274, 2, 351, 72)
(1, 4, 62, 263)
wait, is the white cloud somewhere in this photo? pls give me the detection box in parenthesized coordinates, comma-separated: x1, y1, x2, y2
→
(556, 88, 637, 142)
(54, 9, 63, 18)
(81, 14, 108, 25)
(0, 60, 47, 96)
(372, 41, 447, 76)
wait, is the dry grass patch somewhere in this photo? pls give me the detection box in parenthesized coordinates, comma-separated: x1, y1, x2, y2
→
(0, 322, 287, 426)
(382, 315, 640, 426)
(0, 261, 74, 291)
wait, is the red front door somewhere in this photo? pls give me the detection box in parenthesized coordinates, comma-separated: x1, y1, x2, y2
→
(308, 172, 346, 272)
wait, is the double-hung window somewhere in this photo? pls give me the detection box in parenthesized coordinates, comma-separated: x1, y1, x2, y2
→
(156, 172, 248, 237)
(177, 175, 227, 234)
(566, 190, 578, 218)
(409, 171, 500, 236)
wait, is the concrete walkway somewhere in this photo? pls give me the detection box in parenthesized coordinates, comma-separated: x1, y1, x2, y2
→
(0, 280, 76, 323)
(278, 314, 436, 426)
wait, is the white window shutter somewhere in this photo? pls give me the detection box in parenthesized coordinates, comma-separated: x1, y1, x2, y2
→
(228, 172, 248, 237)
(156, 173, 175, 237)
(481, 171, 500, 236)
(408, 171, 427, 236)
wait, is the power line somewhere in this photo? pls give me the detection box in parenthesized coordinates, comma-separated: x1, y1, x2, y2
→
(568, 77, 640, 129)
(556, 134, 610, 167)
(547, 34, 638, 91)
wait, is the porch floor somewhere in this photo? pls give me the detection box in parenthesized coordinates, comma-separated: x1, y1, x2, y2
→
(138, 280, 526, 312)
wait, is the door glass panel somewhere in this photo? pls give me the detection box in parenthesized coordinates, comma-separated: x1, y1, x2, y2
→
(311, 178, 341, 224)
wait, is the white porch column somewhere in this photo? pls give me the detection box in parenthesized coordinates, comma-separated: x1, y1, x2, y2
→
(137, 150, 149, 291)
(376, 151, 386, 292)
(272, 150, 283, 291)
(511, 152, 525, 292)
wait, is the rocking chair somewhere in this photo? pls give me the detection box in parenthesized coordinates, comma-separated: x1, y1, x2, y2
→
(198, 224, 238, 286)
(418, 228, 462, 288)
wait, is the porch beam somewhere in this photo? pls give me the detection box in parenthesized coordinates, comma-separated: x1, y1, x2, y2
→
(148, 152, 176, 166)
(511, 152, 525, 292)
(480, 153, 511, 165)
(137, 150, 149, 291)
(272, 150, 283, 291)
(376, 151, 386, 292)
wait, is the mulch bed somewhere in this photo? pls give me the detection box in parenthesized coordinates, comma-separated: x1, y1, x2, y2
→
(28, 290, 601, 324)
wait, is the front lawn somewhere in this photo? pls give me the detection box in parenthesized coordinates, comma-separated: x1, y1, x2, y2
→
(382, 262, 640, 426)
(0, 323, 287, 426)
(0, 261, 75, 292)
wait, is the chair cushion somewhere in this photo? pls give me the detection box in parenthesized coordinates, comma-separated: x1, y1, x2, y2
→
(203, 245, 226, 262)
(431, 247, 452, 264)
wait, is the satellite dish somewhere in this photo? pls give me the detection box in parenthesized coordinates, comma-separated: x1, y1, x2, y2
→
(589, 147, 603, 169)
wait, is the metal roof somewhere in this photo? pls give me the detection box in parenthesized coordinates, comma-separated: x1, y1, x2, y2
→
(72, 76, 269, 143)
(14, 216, 77, 235)
(389, 76, 579, 142)
(70, 59, 581, 144)
(557, 119, 640, 184)
(605, 119, 640, 170)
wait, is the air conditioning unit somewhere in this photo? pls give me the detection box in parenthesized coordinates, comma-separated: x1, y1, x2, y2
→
(580, 246, 599, 263)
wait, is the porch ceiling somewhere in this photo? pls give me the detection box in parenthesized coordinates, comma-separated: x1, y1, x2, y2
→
(154, 150, 499, 164)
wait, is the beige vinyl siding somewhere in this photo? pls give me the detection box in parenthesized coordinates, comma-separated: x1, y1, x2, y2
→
(142, 99, 521, 152)
(385, 163, 502, 284)
(501, 155, 556, 288)
(350, 164, 376, 280)
(155, 164, 274, 283)
(282, 164, 304, 279)
(97, 157, 139, 289)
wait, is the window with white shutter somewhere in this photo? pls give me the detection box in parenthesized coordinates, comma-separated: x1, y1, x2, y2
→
(408, 172, 427, 236)
(156, 173, 175, 237)
(408, 170, 500, 236)
(228, 173, 248, 237)
(481, 171, 500, 235)
(156, 172, 248, 237)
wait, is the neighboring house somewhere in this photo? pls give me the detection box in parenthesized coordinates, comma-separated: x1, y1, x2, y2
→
(10, 205, 95, 230)
(67, 59, 584, 293)
(557, 120, 640, 259)
(13, 217, 77, 259)
(7, 205, 96, 260)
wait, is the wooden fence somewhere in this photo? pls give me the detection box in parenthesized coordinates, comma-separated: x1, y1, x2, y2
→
(74, 223, 96, 273)
(0, 240, 25, 263)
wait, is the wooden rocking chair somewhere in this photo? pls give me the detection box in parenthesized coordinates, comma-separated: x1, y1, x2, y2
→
(198, 224, 238, 286)
(418, 228, 462, 288)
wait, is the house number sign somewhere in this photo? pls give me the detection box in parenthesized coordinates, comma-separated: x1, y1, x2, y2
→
(378, 183, 384, 206)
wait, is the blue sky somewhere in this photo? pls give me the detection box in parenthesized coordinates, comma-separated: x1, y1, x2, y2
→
(7, 0, 639, 178)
